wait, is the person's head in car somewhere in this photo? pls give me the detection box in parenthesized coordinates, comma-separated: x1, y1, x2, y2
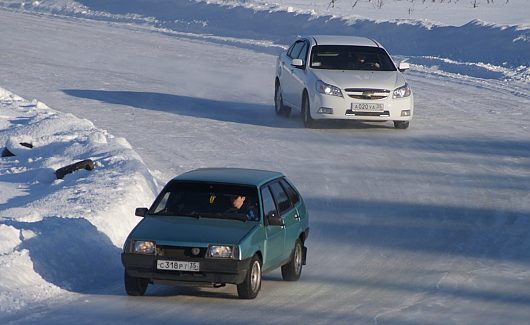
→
(230, 195, 246, 210)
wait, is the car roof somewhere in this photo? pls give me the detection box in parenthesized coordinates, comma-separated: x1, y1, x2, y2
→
(307, 35, 381, 47)
(173, 168, 284, 187)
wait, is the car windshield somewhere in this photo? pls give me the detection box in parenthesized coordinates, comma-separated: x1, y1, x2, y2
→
(310, 45, 396, 71)
(149, 181, 260, 222)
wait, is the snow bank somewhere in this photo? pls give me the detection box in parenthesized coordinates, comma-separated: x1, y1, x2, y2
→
(0, 87, 158, 313)
(1, 0, 528, 79)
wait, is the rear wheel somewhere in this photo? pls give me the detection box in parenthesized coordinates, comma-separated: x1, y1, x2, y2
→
(393, 121, 410, 129)
(302, 94, 314, 128)
(274, 82, 291, 117)
(124, 270, 148, 296)
(237, 255, 262, 299)
(281, 239, 303, 281)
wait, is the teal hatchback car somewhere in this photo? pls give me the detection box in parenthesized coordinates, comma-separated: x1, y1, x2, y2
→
(121, 168, 309, 299)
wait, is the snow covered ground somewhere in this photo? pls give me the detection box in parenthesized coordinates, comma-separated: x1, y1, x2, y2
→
(1, 0, 530, 74)
(0, 0, 529, 324)
(0, 87, 158, 314)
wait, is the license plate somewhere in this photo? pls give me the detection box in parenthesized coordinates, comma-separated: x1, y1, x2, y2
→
(351, 103, 384, 111)
(157, 260, 200, 272)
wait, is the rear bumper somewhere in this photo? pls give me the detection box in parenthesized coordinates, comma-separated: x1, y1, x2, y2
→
(122, 253, 251, 285)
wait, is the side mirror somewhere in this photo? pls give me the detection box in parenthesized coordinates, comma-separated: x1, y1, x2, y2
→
(267, 212, 284, 226)
(398, 61, 410, 72)
(291, 58, 304, 68)
(135, 207, 148, 217)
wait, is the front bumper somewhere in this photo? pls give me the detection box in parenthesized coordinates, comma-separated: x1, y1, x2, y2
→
(311, 92, 414, 122)
(122, 253, 251, 285)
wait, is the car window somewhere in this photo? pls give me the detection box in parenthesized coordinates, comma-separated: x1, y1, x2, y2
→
(310, 45, 397, 71)
(288, 41, 305, 59)
(149, 181, 260, 221)
(286, 42, 296, 57)
(152, 192, 170, 214)
(261, 187, 277, 220)
(297, 42, 309, 63)
(280, 179, 300, 205)
(269, 182, 292, 214)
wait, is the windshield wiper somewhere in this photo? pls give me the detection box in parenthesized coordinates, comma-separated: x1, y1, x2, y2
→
(153, 210, 247, 222)
(213, 213, 247, 222)
(151, 210, 203, 218)
(184, 211, 206, 219)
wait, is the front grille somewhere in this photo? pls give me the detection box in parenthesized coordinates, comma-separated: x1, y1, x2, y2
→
(345, 88, 390, 100)
(156, 245, 206, 258)
(345, 110, 390, 117)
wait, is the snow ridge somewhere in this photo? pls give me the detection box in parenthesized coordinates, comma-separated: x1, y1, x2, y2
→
(0, 0, 528, 76)
(0, 87, 158, 314)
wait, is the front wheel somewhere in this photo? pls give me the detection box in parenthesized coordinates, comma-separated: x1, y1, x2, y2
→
(274, 82, 291, 117)
(124, 270, 148, 296)
(302, 94, 314, 128)
(281, 239, 303, 281)
(393, 121, 410, 129)
(237, 255, 262, 299)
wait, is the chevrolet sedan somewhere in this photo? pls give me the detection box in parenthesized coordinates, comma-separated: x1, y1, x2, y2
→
(122, 168, 309, 299)
(275, 35, 414, 129)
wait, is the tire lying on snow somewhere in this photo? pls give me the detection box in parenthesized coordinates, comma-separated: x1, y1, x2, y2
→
(55, 159, 95, 180)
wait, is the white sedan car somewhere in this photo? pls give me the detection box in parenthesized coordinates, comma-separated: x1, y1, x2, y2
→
(275, 35, 413, 129)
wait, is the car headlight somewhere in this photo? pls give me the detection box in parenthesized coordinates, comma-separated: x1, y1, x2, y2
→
(207, 245, 237, 259)
(316, 80, 343, 97)
(133, 240, 155, 254)
(393, 83, 412, 98)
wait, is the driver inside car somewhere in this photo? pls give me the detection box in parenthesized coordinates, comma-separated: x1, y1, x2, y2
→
(225, 194, 258, 221)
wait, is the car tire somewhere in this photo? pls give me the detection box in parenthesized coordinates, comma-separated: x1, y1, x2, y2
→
(237, 255, 262, 299)
(302, 93, 314, 128)
(124, 270, 148, 296)
(274, 82, 291, 117)
(393, 121, 409, 129)
(55, 159, 95, 180)
(281, 239, 303, 281)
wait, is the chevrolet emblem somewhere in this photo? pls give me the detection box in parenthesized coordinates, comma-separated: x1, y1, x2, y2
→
(362, 91, 374, 99)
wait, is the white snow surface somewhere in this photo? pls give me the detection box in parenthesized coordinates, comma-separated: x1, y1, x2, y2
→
(1, 0, 529, 76)
(207, 0, 530, 26)
(0, 0, 529, 324)
(0, 87, 158, 314)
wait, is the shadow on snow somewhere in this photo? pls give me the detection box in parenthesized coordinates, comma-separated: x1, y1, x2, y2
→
(1, 217, 122, 294)
(62, 89, 396, 130)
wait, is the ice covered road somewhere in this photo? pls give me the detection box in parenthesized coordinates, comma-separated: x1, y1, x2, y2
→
(1, 9, 530, 324)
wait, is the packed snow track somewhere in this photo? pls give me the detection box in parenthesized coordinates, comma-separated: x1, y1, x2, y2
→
(0, 7, 529, 325)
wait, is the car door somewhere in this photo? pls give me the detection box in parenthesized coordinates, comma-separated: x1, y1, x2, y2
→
(269, 181, 300, 264)
(277, 41, 298, 107)
(279, 178, 306, 246)
(281, 40, 305, 108)
(261, 186, 284, 270)
(289, 41, 310, 111)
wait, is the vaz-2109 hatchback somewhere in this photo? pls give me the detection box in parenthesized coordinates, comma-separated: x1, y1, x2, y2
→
(122, 168, 310, 299)
(275, 35, 414, 129)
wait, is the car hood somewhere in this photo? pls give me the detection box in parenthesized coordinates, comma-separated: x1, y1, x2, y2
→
(312, 70, 403, 90)
(130, 215, 258, 246)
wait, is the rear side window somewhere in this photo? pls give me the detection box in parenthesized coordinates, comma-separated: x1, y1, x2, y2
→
(280, 179, 300, 205)
(269, 182, 292, 214)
